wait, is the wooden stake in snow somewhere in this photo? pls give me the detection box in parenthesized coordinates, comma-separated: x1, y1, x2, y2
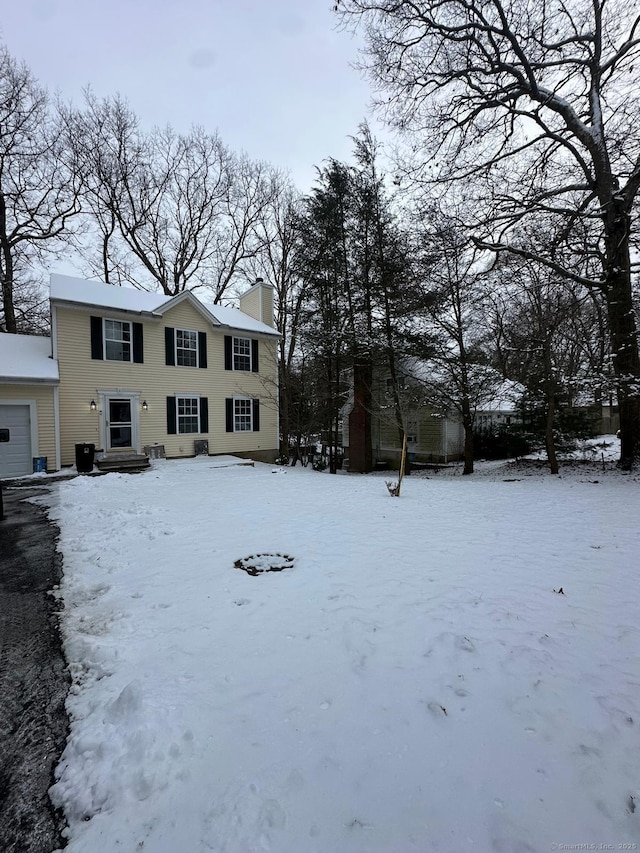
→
(386, 434, 407, 497)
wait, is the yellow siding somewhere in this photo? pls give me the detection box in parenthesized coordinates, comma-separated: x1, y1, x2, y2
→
(376, 407, 403, 450)
(417, 411, 444, 455)
(54, 301, 279, 466)
(349, 371, 465, 465)
(0, 383, 58, 469)
(259, 287, 274, 327)
(239, 283, 274, 327)
(372, 403, 454, 462)
(239, 288, 261, 321)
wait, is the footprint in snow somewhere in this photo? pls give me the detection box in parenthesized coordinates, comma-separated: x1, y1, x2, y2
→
(342, 618, 377, 673)
(426, 701, 448, 717)
(456, 635, 476, 652)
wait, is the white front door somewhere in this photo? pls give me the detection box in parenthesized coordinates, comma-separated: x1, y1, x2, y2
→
(99, 393, 140, 453)
(107, 398, 133, 450)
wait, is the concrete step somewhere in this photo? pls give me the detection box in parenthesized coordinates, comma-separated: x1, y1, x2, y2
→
(94, 452, 150, 473)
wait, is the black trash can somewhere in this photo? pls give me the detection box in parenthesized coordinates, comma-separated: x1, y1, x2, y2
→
(75, 443, 96, 473)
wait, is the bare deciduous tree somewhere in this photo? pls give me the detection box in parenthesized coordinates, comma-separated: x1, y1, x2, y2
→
(0, 47, 81, 332)
(484, 252, 597, 473)
(336, 0, 640, 468)
(244, 182, 308, 456)
(411, 211, 500, 474)
(67, 93, 279, 302)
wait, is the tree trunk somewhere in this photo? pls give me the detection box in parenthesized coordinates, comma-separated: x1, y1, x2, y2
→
(278, 358, 290, 458)
(0, 192, 17, 333)
(545, 395, 559, 475)
(461, 396, 474, 475)
(349, 360, 373, 472)
(603, 203, 640, 470)
(0, 270, 16, 333)
(606, 275, 640, 471)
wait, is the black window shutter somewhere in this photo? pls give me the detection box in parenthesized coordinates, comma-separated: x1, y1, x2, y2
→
(90, 317, 103, 360)
(252, 399, 260, 432)
(133, 323, 144, 363)
(165, 327, 175, 366)
(198, 332, 207, 369)
(225, 398, 234, 432)
(166, 397, 177, 434)
(199, 397, 209, 433)
(224, 336, 232, 370)
(251, 339, 259, 373)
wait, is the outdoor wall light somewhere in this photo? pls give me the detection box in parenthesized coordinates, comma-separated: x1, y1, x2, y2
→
(142, 400, 148, 411)
(90, 400, 97, 411)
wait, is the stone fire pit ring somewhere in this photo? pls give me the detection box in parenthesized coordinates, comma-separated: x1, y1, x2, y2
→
(234, 552, 295, 576)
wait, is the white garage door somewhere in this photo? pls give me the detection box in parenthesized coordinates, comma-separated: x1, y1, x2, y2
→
(0, 404, 32, 477)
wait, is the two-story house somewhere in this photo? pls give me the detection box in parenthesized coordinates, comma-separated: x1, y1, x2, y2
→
(0, 274, 280, 477)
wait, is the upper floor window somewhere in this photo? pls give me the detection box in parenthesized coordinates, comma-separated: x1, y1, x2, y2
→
(176, 329, 198, 367)
(164, 327, 207, 369)
(91, 316, 143, 363)
(233, 337, 251, 371)
(224, 335, 259, 373)
(104, 319, 132, 362)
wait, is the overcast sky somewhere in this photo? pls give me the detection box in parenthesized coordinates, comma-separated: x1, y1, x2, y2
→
(1, 0, 386, 193)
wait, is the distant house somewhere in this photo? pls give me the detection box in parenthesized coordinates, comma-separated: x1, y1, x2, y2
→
(563, 391, 619, 436)
(342, 363, 465, 471)
(475, 381, 523, 431)
(342, 361, 528, 471)
(0, 275, 280, 477)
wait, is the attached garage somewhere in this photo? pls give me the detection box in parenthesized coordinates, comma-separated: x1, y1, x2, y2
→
(0, 403, 33, 477)
(0, 334, 59, 478)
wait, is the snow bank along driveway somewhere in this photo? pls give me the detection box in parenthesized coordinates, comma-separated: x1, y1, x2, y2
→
(44, 459, 639, 852)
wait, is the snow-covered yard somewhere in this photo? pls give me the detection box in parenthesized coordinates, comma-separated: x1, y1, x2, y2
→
(42, 454, 639, 852)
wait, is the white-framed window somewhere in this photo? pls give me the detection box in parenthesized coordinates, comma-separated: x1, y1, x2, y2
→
(233, 336, 251, 371)
(104, 319, 132, 361)
(177, 396, 200, 434)
(406, 417, 418, 444)
(176, 329, 198, 367)
(385, 375, 406, 396)
(234, 397, 253, 431)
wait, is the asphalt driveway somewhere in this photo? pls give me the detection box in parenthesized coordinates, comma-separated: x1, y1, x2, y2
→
(0, 482, 69, 853)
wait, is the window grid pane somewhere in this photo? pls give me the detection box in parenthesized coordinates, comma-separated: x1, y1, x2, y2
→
(176, 329, 197, 367)
(177, 397, 199, 434)
(233, 337, 251, 371)
(104, 319, 131, 361)
(234, 398, 252, 431)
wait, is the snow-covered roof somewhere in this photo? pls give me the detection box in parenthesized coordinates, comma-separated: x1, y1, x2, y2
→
(477, 380, 524, 413)
(201, 302, 279, 336)
(0, 333, 59, 383)
(49, 274, 279, 337)
(50, 274, 165, 313)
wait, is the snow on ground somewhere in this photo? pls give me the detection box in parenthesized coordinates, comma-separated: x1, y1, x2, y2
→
(41, 453, 640, 852)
